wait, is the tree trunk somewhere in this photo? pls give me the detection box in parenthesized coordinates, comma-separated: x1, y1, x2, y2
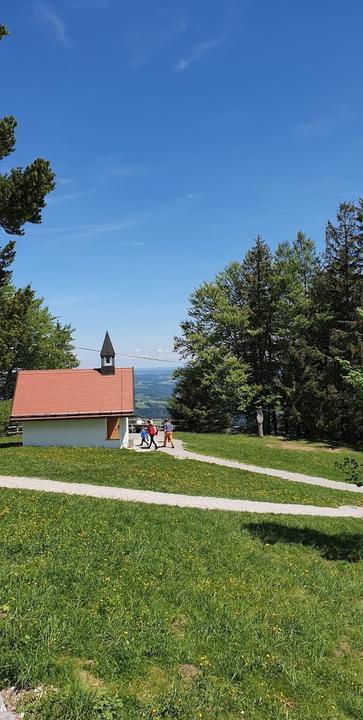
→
(272, 411, 278, 436)
(256, 408, 264, 437)
(284, 415, 289, 437)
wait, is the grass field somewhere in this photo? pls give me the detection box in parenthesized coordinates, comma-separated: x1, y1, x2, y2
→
(0, 489, 362, 719)
(0, 440, 362, 508)
(179, 433, 363, 483)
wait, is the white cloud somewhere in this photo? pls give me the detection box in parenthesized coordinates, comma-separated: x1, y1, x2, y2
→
(125, 14, 187, 69)
(28, 221, 136, 235)
(173, 38, 221, 71)
(177, 192, 204, 201)
(75, 221, 138, 236)
(69, 0, 109, 8)
(110, 279, 187, 286)
(295, 113, 348, 139)
(49, 295, 84, 307)
(58, 177, 75, 185)
(37, 4, 70, 46)
(48, 188, 97, 204)
(26, 220, 140, 245)
(113, 164, 146, 178)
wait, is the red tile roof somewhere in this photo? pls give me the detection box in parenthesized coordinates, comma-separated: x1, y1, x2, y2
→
(11, 368, 134, 420)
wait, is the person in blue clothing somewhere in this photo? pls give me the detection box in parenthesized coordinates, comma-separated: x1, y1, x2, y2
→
(139, 427, 149, 447)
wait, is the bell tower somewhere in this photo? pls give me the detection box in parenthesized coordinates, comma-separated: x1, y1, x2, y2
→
(100, 331, 115, 375)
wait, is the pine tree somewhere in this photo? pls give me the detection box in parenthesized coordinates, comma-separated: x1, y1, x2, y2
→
(0, 26, 78, 400)
(0, 239, 16, 286)
(0, 26, 55, 269)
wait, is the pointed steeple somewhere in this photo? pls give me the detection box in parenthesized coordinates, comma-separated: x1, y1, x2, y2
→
(101, 331, 115, 358)
(100, 331, 115, 375)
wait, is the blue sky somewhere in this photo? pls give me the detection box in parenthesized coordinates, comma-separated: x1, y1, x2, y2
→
(2, 0, 362, 367)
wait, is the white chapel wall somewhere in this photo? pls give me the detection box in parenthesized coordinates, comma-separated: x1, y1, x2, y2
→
(120, 417, 129, 448)
(22, 417, 129, 448)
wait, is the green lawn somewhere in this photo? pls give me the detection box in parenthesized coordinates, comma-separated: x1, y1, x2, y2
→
(0, 440, 362, 508)
(179, 433, 363, 483)
(0, 490, 362, 719)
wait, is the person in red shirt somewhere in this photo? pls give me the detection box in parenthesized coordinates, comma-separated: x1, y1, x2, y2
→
(147, 419, 158, 450)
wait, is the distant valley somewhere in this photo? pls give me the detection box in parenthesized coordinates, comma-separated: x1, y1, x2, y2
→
(134, 368, 176, 420)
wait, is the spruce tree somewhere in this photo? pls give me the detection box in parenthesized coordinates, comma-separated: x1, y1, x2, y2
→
(272, 233, 320, 436)
(311, 202, 363, 441)
(240, 236, 273, 389)
(324, 202, 363, 319)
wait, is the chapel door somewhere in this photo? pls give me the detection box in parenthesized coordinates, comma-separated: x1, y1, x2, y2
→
(106, 417, 120, 440)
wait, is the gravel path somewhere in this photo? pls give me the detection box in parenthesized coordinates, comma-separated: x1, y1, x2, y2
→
(0, 691, 17, 720)
(130, 436, 363, 495)
(0, 474, 362, 518)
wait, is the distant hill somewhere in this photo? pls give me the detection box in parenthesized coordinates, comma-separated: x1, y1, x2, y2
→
(134, 368, 176, 420)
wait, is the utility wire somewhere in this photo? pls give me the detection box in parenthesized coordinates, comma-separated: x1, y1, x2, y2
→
(74, 346, 180, 364)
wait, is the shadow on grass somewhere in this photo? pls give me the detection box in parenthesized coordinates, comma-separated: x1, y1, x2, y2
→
(0, 440, 22, 449)
(245, 522, 363, 562)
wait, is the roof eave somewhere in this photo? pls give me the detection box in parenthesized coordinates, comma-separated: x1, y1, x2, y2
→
(11, 410, 135, 422)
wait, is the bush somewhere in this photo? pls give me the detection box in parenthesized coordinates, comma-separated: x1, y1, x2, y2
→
(0, 399, 11, 436)
(334, 457, 363, 486)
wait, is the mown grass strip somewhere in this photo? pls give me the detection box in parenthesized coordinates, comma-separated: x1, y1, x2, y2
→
(178, 432, 363, 482)
(0, 490, 362, 719)
(0, 442, 362, 507)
